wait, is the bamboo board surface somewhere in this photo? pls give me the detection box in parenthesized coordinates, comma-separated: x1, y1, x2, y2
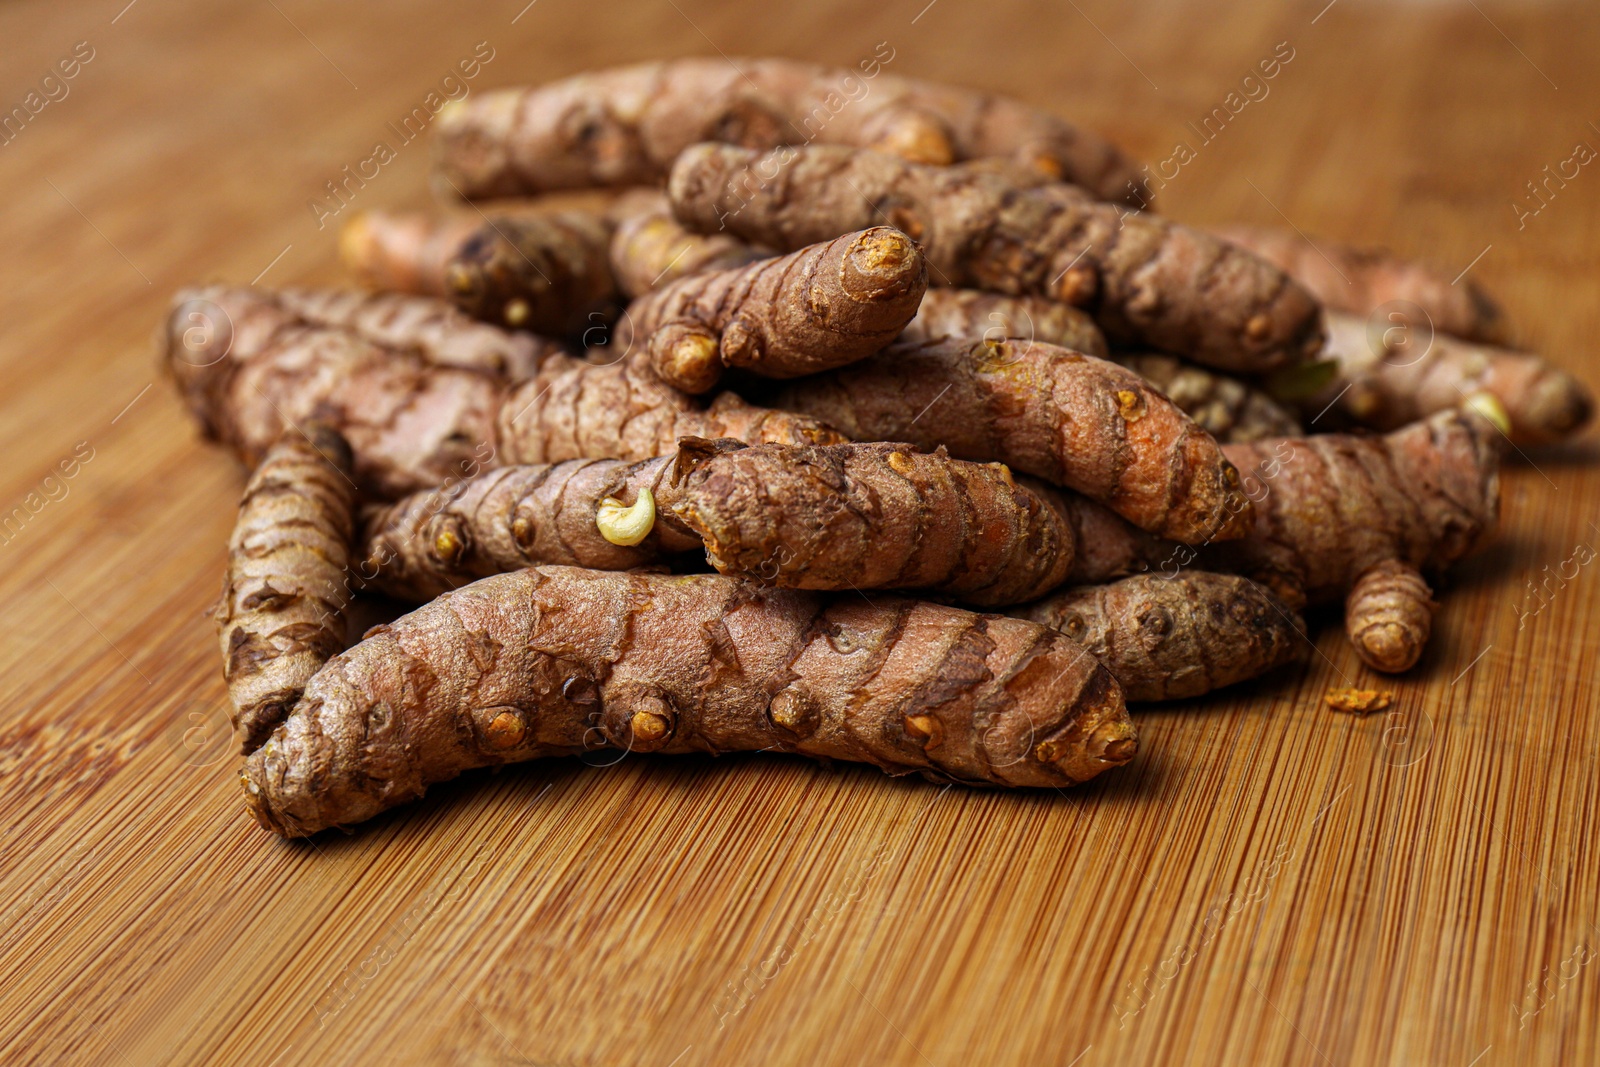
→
(2, 1, 1598, 1064)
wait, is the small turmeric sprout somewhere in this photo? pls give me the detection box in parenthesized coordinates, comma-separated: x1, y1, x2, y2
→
(596, 488, 656, 546)
(1463, 391, 1512, 437)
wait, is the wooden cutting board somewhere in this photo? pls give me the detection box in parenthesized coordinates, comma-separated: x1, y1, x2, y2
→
(1, 1, 1596, 1064)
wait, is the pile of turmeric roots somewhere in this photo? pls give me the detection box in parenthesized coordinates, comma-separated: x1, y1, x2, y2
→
(166, 59, 1590, 837)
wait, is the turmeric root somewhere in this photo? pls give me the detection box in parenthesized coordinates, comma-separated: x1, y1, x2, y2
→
(608, 190, 768, 299)
(622, 227, 927, 393)
(216, 425, 356, 752)
(1037, 408, 1502, 671)
(272, 287, 559, 378)
(360, 439, 1077, 608)
(668, 143, 1325, 372)
(899, 289, 1109, 357)
(1309, 310, 1592, 445)
(164, 286, 841, 498)
(340, 208, 617, 337)
(763, 336, 1255, 544)
(1214, 224, 1508, 345)
(1013, 572, 1306, 701)
(432, 57, 1141, 206)
(898, 290, 1301, 442)
(241, 566, 1136, 836)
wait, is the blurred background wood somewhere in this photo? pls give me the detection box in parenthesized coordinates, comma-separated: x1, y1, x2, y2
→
(1, 1, 1597, 1064)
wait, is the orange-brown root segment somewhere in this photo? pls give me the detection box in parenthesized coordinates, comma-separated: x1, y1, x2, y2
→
(768, 336, 1254, 544)
(241, 567, 1135, 836)
(1313, 310, 1592, 445)
(1344, 560, 1436, 673)
(1112, 352, 1304, 443)
(359, 440, 1077, 608)
(668, 143, 1324, 373)
(607, 190, 768, 299)
(272, 286, 557, 378)
(162, 286, 840, 499)
(359, 455, 692, 601)
(626, 226, 927, 393)
(218, 425, 357, 754)
(663, 439, 1076, 607)
(1214, 224, 1509, 345)
(432, 57, 1141, 206)
(1014, 572, 1305, 701)
(341, 209, 617, 337)
(900, 289, 1109, 357)
(1213, 408, 1502, 611)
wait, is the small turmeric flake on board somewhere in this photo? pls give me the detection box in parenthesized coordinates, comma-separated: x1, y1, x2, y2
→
(1324, 687, 1395, 715)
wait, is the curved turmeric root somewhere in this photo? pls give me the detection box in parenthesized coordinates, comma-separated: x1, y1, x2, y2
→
(217, 425, 356, 753)
(271, 286, 558, 378)
(164, 286, 841, 498)
(766, 336, 1255, 544)
(608, 190, 768, 299)
(623, 226, 927, 393)
(898, 290, 1301, 442)
(1013, 572, 1306, 701)
(359, 440, 1077, 608)
(1312, 310, 1592, 445)
(241, 567, 1135, 836)
(669, 143, 1325, 373)
(1036, 408, 1501, 670)
(432, 58, 1140, 206)
(341, 208, 618, 337)
(1214, 224, 1508, 345)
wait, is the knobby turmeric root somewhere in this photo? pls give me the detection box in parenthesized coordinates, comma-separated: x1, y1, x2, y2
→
(608, 189, 768, 299)
(622, 226, 927, 394)
(273, 286, 559, 378)
(668, 143, 1325, 372)
(1310, 310, 1592, 445)
(241, 566, 1136, 836)
(1214, 224, 1509, 345)
(216, 425, 357, 752)
(1013, 572, 1306, 701)
(165, 286, 841, 498)
(432, 57, 1141, 206)
(899, 289, 1301, 442)
(1046, 408, 1502, 671)
(340, 208, 618, 337)
(360, 439, 1077, 608)
(764, 336, 1256, 544)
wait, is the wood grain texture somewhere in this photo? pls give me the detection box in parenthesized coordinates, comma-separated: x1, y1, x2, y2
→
(1, 1, 1598, 1064)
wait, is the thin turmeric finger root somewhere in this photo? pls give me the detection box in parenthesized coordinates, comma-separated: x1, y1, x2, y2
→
(1014, 572, 1307, 701)
(217, 424, 357, 753)
(432, 57, 1141, 205)
(241, 567, 1135, 836)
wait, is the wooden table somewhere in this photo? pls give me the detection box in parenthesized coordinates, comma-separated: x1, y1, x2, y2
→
(3, 2, 1597, 1063)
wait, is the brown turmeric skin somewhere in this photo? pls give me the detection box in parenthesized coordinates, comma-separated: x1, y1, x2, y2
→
(1214, 224, 1509, 345)
(341, 208, 618, 337)
(897, 289, 1301, 442)
(668, 143, 1325, 373)
(360, 440, 1077, 608)
(1045, 408, 1502, 672)
(432, 57, 1141, 206)
(621, 226, 928, 394)
(217, 425, 356, 753)
(241, 567, 1136, 836)
(1311, 310, 1592, 445)
(164, 286, 841, 499)
(1014, 572, 1306, 701)
(765, 336, 1255, 545)
(607, 190, 768, 299)
(273, 287, 559, 378)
